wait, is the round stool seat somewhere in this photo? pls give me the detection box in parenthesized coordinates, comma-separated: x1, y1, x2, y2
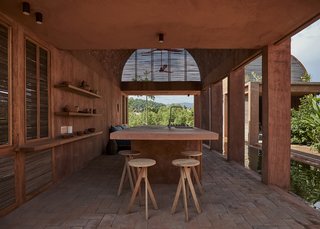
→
(128, 158, 156, 168)
(119, 150, 140, 156)
(172, 158, 200, 167)
(181, 151, 202, 157)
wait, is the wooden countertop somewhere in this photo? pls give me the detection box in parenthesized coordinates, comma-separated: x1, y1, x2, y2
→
(18, 131, 103, 152)
(110, 126, 218, 141)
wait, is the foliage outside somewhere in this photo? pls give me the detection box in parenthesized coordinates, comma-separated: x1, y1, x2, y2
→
(291, 94, 320, 153)
(300, 72, 312, 82)
(290, 161, 320, 204)
(128, 97, 194, 127)
(245, 71, 262, 83)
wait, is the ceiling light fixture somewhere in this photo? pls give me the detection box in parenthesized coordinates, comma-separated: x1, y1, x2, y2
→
(158, 33, 164, 43)
(35, 12, 43, 24)
(22, 2, 30, 15)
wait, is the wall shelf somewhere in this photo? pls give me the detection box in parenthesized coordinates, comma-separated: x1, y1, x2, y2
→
(54, 84, 101, 98)
(54, 112, 102, 117)
(18, 131, 103, 152)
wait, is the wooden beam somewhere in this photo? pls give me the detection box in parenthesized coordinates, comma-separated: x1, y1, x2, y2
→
(121, 81, 201, 95)
(261, 39, 291, 190)
(227, 68, 245, 164)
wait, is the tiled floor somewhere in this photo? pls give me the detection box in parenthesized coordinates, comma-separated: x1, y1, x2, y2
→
(1, 150, 320, 229)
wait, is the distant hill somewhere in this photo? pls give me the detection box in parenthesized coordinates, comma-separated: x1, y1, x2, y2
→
(169, 102, 193, 108)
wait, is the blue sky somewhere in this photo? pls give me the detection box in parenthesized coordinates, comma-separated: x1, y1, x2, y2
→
(137, 19, 320, 105)
(292, 19, 320, 82)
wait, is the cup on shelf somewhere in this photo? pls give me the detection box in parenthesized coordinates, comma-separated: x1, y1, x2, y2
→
(67, 126, 73, 134)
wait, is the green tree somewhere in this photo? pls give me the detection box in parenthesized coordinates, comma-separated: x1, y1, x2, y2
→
(291, 94, 320, 152)
(301, 72, 312, 82)
(128, 98, 194, 127)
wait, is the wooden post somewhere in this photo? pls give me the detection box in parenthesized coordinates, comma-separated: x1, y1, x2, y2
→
(194, 95, 201, 128)
(227, 68, 245, 164)
(210, 81, 223, 152)
(261, 39, 291, 190)
(248, 82, 260, 145)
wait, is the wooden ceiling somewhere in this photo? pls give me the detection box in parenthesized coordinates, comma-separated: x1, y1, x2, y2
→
(0, 1, 319, 90)
(0, 0, 319, 50)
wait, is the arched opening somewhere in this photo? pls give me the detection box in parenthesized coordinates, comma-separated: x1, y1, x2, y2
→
(121, 49, 201, 127)
(122, 49, 200, 82)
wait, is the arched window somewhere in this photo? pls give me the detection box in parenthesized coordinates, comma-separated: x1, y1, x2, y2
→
(122, 49, 200, 82)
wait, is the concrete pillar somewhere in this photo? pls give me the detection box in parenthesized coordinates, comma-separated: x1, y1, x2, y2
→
(227, 68, 245, 164)
(261, 40, 291, 190)
(210, 81, 223, 152)
(194, 95, 201, 128)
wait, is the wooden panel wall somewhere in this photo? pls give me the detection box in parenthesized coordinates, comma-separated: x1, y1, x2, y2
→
(51, 48, 122, 180)
(0, 12, 122, 215)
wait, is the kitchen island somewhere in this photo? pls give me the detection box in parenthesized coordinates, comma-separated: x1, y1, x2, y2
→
(110, 126, 219, 183)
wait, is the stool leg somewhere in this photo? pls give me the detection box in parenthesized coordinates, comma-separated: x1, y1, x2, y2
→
(181, 168, 189, 222)
(144, 169, 148, 220)
(127, 167, 143, 213)
(117, 160, 127, 196)
(125, 157, 134, 191)
(171, 176, 182, 214)
(130, 156, 137, 183)
(146, 178, 158, 210)
(136, 167, 142, 206)
(191, 166, 204, 194)
(185, 167, 202, 214)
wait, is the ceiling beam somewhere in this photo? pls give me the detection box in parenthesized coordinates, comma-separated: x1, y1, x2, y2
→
(121, 81, 201, 95)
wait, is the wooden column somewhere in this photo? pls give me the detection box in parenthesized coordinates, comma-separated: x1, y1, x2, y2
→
(248, 82, 260, 145)
(261, 40, 291, 190)
(227, 68, 245, 164)
(210, 81, 223, 152)
(194, 95, 201, 128)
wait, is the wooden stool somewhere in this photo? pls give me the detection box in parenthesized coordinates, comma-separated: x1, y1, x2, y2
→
(171, 158, 202, 222)
(117, 150, 140, 196)
(127, 158, 158, 220)
(181, 151, 204, 194)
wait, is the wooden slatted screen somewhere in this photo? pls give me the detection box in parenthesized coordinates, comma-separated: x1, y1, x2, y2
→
(25, 149, 52, 195)
(0, 24, 9, 145)
(122, 49, 201, 82)
(25, 40, 49, 140)
(39, 48, 48, 138)
(0, 154, 15, 210)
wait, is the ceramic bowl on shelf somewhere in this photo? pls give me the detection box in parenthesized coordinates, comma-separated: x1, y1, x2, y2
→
(88, 128, 95, 133)
(63, 105, 71, 112)
(61, 133, 74, 139)
(76, 131, 84, 136)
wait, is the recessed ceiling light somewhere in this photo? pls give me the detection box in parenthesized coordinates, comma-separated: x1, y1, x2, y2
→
(35, 12, 43, 24)
(158, 33, 164, 43)
(22, 2, 30, 15)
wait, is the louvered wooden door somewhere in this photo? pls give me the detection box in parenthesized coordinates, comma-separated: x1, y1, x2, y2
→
(0, 154, 16, 211)
(25, 149, 53, 197)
